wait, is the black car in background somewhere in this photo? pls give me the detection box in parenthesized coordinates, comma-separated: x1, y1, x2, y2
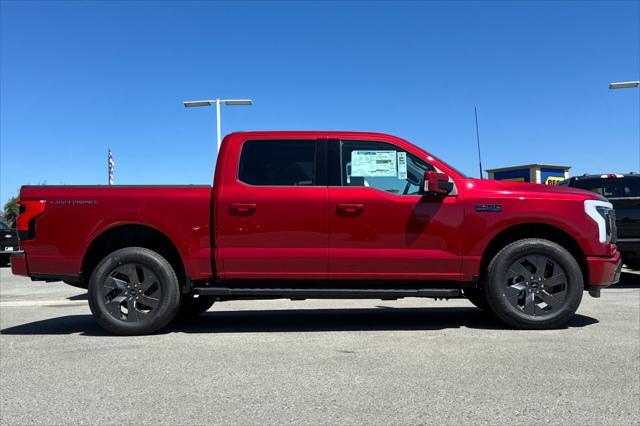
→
(559, 173, 640, 269)
(1, 221, 20, 266)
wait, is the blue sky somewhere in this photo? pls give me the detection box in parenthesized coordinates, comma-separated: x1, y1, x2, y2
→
(1, 1, 639, 206)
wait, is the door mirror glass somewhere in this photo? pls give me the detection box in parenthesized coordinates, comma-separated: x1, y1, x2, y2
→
(422, 171, 453, 196)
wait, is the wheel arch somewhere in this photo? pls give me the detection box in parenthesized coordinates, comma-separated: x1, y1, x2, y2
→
(81, 224, 187, 289)
(479, 222, 588, 288)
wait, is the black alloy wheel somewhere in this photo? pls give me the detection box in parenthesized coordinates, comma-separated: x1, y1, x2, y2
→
(504, 254, 568, 316)
(484, 238, 583, 329)
(102, 263, 162, 322)
(88, 247, 181, 335)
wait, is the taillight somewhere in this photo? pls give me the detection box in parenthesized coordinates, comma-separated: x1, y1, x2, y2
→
(16, 200, 46, 240)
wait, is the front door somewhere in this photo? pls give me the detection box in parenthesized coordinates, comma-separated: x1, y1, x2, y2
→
(328, 139, 464, 281)
(217, 138, 328, 280)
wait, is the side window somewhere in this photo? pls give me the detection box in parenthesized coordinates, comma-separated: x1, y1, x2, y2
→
(239, 140, 316, 186)
(340, 140, 435, 195)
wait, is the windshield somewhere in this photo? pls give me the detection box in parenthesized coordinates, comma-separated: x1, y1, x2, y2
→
(0, 221, 9, 230)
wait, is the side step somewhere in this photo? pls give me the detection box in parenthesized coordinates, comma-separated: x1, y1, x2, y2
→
(192, 287, 462, 300)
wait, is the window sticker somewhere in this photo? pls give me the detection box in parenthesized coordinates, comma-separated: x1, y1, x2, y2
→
(351, 150, 397, 177)
(397, 152, 407, 180)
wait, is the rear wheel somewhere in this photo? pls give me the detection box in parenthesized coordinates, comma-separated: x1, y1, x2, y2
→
(485, 238, 583, 329)
(88, 247, 181, 335)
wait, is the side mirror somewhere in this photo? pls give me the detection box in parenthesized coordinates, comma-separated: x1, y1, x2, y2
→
(422, 171, 453, 196)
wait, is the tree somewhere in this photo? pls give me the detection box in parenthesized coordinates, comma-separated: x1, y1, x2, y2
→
(2, 195, 19, 226)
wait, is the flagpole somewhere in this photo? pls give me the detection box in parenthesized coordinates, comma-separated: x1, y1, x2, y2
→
(108, 149, 114, 186)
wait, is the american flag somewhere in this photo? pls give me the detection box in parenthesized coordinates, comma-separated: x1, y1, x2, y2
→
(108, 149, 115, 185)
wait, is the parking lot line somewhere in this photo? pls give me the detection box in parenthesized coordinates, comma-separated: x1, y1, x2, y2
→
(0, 300, 87, 307)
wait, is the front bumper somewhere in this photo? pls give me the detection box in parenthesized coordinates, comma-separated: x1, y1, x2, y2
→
(586, 251, 622, 297)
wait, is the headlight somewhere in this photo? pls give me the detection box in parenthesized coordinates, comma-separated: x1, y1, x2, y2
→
(584, 200, 615, 243)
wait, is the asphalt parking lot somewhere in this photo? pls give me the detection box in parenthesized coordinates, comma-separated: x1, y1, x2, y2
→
(1, 267, 638, 425)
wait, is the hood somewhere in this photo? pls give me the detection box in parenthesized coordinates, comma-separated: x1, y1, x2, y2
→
(464, 178, 608, 201)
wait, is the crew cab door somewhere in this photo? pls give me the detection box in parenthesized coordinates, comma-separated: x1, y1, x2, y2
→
(216, 138, 328, 280)
(328, 139, 463, 281)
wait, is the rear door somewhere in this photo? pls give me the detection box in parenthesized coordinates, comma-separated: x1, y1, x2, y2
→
(216, 138, 328, 280)
(328, 139, 464, 281)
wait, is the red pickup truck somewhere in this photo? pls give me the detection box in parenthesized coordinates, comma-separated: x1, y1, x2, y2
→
(12, 131, 621, 335)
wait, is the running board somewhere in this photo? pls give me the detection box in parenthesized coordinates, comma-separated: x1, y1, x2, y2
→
(192, 287, 462, 300)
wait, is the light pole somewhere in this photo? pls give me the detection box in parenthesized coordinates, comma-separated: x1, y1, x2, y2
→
(609, 81, 639, 89)
(609, 81, 640, 171)
(183, 99, 252, 151)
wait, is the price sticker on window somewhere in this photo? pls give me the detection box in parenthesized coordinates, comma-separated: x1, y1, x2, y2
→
(351, 151, 397, 177)
(397, 152, 407, 180)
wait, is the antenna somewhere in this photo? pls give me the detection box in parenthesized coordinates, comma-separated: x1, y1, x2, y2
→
(474, 107, 484, 179)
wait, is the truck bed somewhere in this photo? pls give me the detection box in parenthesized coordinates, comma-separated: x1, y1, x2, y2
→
(17, 185, 213, 282)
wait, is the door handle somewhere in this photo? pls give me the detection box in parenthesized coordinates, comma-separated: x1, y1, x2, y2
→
(230, 203, 256, 213)
(336, 203, 364, 214)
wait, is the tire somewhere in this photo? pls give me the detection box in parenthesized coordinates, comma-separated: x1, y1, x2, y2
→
(0, 254, 9, 267)
(88, 247, 181, 335)
(178, 294, 215, 317)
(484, 238, 583, 329)
(463, 288, 491, 312)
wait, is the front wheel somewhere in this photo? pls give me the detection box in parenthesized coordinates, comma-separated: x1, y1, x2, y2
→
(484, 239, 583, 329)
(88, 247, 181, 335)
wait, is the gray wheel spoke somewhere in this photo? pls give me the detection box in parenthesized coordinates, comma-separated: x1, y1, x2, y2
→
(511, 282, 527, 292)
(533, 256, 547, 276)
(139, 268, 159, 292)
(538, 291, 562, 308)
(127, 300, 139, 322)
(139, 294, 159, 309)
(124, 264, 139, 285)
(105, 295, 125, 317)
(504, 286, 521, 304)
(106, 276, 127, 290)
(523, 291, 536, 315)
(505, 285, 522, 297)
(508, 262, 531, 279)
(545, 273, 566, 287)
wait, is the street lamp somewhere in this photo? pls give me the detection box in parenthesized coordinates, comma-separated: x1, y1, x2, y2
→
(184, 98, 253, 151)
(609, 80, 640, 172)
(609, 81, 640, 89)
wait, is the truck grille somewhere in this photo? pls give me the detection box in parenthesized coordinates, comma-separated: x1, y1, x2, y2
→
(610, 209, 617, 244)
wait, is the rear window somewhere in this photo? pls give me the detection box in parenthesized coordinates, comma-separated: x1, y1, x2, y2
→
(238, 140, 317, 186)
(571, 177, 640, 198)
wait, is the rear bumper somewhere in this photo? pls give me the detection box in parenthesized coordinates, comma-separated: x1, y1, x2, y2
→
(10, 253, 28, 276)
(586, 251, 622, 297)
